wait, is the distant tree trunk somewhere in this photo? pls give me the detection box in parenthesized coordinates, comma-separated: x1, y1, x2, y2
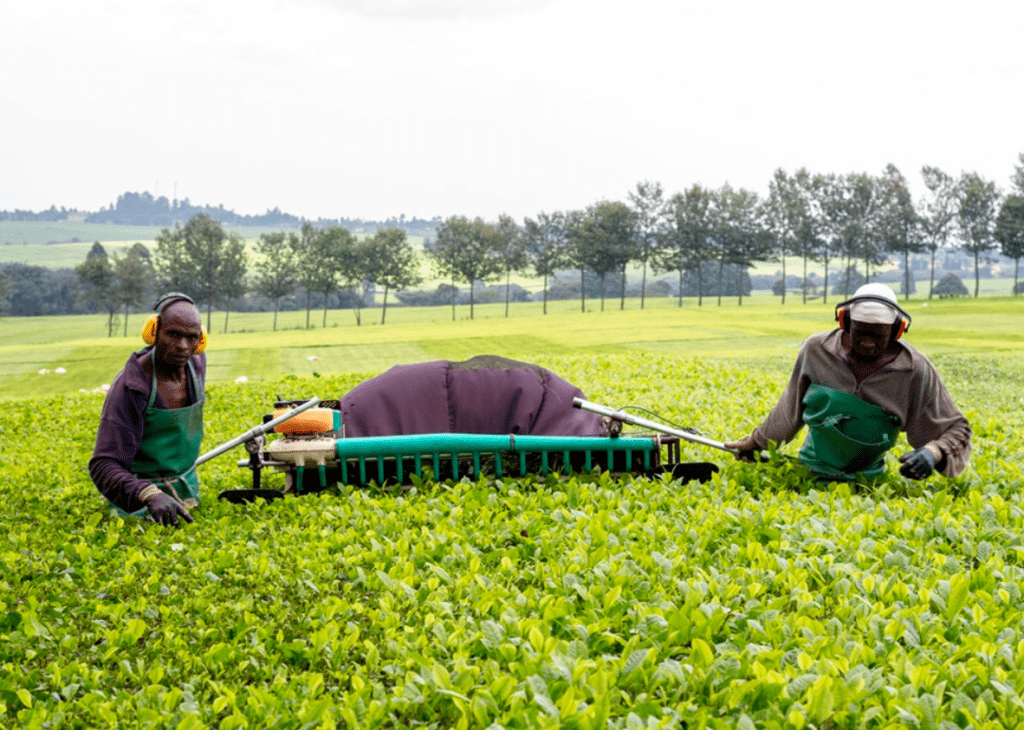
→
(381, 286, 389, 325)
(542, 272, 549, 315)
(640, 261, 648, 309)
(123, 303, 129, 337)
(306, 291, 312, 329)
(504, 271, 511, 318)
(469, 277, 475, 320)
(717, 257, 724, 306)
(802, 255, 808, 304)
(580, 267, 586, 313)
(273, 300, 279, 331)
(781, 255, 787, 305)
(903, 249, 911, 301)
(223, 307, 230, 334)
(451, 271, 456, 321)
(619, 267, 626, 310)
(974, 250, 980, 298)
(929, 248, 937, 299)
(737, 267, 744, 306)
(599, 274, 605, 312)
(677, 270, 683, 307)
(322, 288, 334, 328)
(822, 252, 830, 305)
(1014, 258, 1020, 296)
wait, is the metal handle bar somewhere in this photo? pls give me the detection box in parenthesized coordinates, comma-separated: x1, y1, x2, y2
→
(573, 398, 737, 453)
(194, 396, 321, 468)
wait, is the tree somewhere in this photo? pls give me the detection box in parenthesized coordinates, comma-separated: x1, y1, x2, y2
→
(293, 222, 322, 329)
(767, 169, 823, 304)
(821, 172, 887, 297)
(569, 201, 637, 312)
(154, 213, 230, 331)
(995, 194, 1024, 296)
(655, 185, 716, 306)
(562, 210, 590, 313)
(218, 234, 249, 333)
(494, 215, 528, 318)
(253, 231, 299, 331)
(75, 242, 120, 336)
(315, 226, 355, 327)
(880, 164, 924, 302)
(335, 234, 371, 326)
(113, 246, 153, 337)
(766, 171, 793, 305)
(522, 211, 569, 314)
(917, 166, 960, 299)
(956, 172, 1000, 298)
(627, 180, 667, 310)
(363, 227, 421, 325)
(423, 233, 460, 321)
(426, 216, 505, 320)
(713, 185, 772, 306)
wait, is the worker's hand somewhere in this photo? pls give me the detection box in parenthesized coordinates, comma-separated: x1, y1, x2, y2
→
(146, 492, 194, 527)
(899, 446, 939, 480)
(724, 435, 759, 462)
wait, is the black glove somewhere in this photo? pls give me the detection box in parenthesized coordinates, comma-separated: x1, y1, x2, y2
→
(899, 446, 938, 480)
(146, 492, 194, 527)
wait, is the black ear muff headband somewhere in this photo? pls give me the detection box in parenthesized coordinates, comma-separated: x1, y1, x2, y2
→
(834, 295, 912, 338)
(153, 292, 196, 316)
(142, 292, 206, 353)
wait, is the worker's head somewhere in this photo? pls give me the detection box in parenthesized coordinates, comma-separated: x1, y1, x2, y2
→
(143, 293, 205, 369)
(835, 283, 910, 361)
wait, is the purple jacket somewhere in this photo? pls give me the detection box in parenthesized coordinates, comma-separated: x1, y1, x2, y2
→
(89, 347, 206, 513)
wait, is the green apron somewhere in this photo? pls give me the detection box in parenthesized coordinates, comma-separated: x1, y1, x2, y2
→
(798, 383, 900, 481)
(116, 354, 204, 517)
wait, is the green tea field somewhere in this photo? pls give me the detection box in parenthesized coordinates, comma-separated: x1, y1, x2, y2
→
(1, 298, 1023, 728)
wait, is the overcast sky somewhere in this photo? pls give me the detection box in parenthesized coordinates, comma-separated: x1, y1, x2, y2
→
(4, 0, 1022, 221)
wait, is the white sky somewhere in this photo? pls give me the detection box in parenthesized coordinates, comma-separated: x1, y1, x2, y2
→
(3, 0, 1022, 221)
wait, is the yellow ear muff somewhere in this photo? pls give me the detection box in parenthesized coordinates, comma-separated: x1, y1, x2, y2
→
(141, 315, 159, 345)
(195, 327, 208, 355)
(140, 316, 208, 354)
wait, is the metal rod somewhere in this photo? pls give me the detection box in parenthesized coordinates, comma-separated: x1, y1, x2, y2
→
(195, 396, 321, 468)
(573, 398, 737, 453)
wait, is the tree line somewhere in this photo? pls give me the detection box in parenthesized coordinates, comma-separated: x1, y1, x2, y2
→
(0, 190, 442, 236)
(429, 157, 1024, 313)
(2, 155, 1022, 326)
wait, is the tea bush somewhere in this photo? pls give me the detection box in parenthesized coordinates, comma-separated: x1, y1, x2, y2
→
(1, 352, 1022, 728)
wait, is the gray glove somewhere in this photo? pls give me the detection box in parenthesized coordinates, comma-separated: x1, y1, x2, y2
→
(724, 435, 759, 463)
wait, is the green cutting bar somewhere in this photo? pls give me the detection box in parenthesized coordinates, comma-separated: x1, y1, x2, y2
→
(333, 433, 658, 482)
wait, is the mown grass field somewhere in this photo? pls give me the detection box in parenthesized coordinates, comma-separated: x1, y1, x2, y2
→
(1, 298, 1023, 728)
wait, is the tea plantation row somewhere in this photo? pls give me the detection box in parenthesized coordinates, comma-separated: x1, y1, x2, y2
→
(1, 352, 1023, 728)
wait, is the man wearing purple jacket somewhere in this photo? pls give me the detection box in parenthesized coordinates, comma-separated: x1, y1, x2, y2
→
(90, 293, 206, 527)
